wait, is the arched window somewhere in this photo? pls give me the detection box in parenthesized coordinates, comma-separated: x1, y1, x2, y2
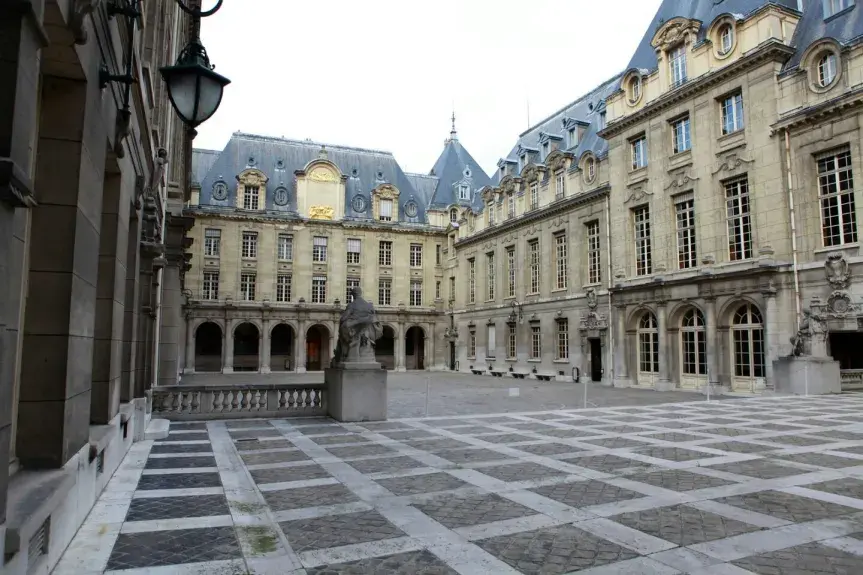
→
(719, 24, 734, 55)
(818, 52, 837, 87)
(681, 308, 706, 376)
(638, 312, 659, 374)
(450, 208, 458, 223)
(732, 304, 765, 379)
(627, 76, 641, 103)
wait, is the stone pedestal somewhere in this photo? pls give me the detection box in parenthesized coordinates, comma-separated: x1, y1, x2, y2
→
(325, 362, 387, 422)
(773, 356, 841, 395)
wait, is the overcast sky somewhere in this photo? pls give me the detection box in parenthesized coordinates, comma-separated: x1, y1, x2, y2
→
(195, 0, 663, 176)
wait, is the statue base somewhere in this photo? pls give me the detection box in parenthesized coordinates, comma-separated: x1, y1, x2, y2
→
(325, 362, 388, 422)
(773, 356, 841, 395)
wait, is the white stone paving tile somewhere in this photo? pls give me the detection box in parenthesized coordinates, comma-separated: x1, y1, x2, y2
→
(120, 515, 234, 533)
(426, 542, 524, 575)
(255, 477, 340, 491)
(648, 547, 723, 572)
(131, 487, 224, 499)
(819, 535, 863, 556)
(453, 514, 563, 541)
(103, 559, 248, 575)
(687, 565, 761, 575)
(780, 485, 863, 510)
(687, 499, 791, 529)
(572, 556, 682, 575)
(298, 536, 421, 568)
(577, 517, 679, 555)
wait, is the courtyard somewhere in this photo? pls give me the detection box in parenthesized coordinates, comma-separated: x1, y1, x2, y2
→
(53, 377, 863, 575)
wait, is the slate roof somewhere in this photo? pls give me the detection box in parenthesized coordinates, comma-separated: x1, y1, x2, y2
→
(785, 0, 863, 70)
(426, 136, 494, 210)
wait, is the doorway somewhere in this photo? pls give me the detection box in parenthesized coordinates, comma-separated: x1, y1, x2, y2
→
(233, 322, 260, 372)
(590, 338, 602, 382)
(270, 323, 295, 371)
(375, 326, 395, 369)
(449, 341, 456, 370)
(306, 324, 330, 371)
(405, 326, 425, 370)
(194, 322, 222, 372)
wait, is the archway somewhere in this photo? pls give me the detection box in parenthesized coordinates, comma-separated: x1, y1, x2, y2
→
(405, 326, 425, 370)
(376, 325, 395, 370)
(680, 308, 707, 389)
(194, 322, 222, 372)
(306, 324, 330, 371)
(233, 322, 260, 372)
(636, 312, 658, 388)
(730, 303, 765, 392)
(270, 324, 295, 372)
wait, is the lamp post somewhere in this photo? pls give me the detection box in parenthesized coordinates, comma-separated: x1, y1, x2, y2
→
(160, 0, 230, 136)
(444, 299, 458, 370)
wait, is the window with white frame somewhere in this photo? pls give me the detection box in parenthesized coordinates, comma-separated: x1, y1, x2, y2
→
(555, 172, 566, 199)
(721, 92, 744, 135)
(633, 206, 652, 276)
(725, 177, 753, 260)
(599, 111, 607, 130)
(506, 246, 516, 298)
(436, 244, 441, 265)
(631, 135, 647, 170)
(681, 308, 707, 375)
(468, 258, 476, 303)
(528, 239, 540, 294)
(278, 234, 293, 261)
(507, 193, 515, 219)
(530, 325, 541, 359)
(529, 182, 539, 210)
(435, 280, 441, 300)
(486, 252, 495, 300)
(507, 325, 516, 359)
(410, 243, 423, 267)
(675, 197, 697, 269)
(672, 116, 691, 154)
(719, 24, 734, 54)
(542, 141, 550, 159)
(497, 201, 503, 224)
(732, 304, 765, 378)
(469, 330, 476, 358)
(587, 221, 601, 284)
(410, 280, 422, 307)
(450, 208, 458, 223)
(669, 44, 687, 87)
(449, 276, 455, 302)
(312, 236, 328, 263)
(638, 313, 659, 373)
(240, 273, 256, 301)
(346, 277, 360, 303)
(554, 232, 568, 290)
(243, 185, 259, 210)
(487, 324, 496, 358)
(242, 231, 258, 258)
(818, 53, 838, 87)
(379, 198, 393, 221)
(568, 127, 577, 148)
(378, 279, 391, 306)
(823, 0, 855, 18)
(346, 238, 361, 264)
(556, 319, 569, 360)
(379, 240, 392, 266)
(587, 157, 596, 182)
(204, 228, 221, 256)
(487, 202, 495, 225)
(202, 271, 219, 300)
(818, 147, 858, 246)
(276, 274, 291, 302)
(458, 184, 470, 200)
(311, 276, 327, 303)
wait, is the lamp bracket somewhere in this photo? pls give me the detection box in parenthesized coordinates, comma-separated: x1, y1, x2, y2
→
(100, 66, 136, 89)
(106, 0, 141, 18)
(175, 0, 223, 18)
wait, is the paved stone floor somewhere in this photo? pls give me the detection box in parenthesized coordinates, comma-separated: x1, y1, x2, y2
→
(55, 394, 863, 574)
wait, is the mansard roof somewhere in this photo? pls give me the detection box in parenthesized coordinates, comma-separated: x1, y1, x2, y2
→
(785, 0, 863, 71)
(427, 136, 493, 211)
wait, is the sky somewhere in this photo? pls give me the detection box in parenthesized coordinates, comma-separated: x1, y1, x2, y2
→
(194, 0, 664, 176)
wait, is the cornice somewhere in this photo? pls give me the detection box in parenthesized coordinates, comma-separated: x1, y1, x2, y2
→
(770, 86, 863, 134)
(599, 40, 795, 138)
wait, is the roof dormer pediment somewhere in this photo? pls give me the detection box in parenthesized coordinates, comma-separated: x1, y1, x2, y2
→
(545, 149, 573, 173)
(650, 17, 701, 52)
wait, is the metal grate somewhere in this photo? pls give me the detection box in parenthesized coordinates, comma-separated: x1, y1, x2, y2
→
(27, 517, 50, 565)
(96, 451, 105, 474)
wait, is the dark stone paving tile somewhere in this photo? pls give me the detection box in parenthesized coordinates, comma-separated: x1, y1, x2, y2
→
(126, 494, 229, 521)
(136, 472, 222, 490)
(227, 428, 282, 439)
(747, 423, 810, 432)
(106, 527, 241, 570)
(225, 420, 272, 429)
(475, 524, 639, 575)
(161, 432, 209, 441)
(263, 483, 359, 511)
(697, 427, 758, 437)
(564, 454, 652, 473)
(150, 443, 212, 454)
(241, 450, 310, 466)
(773, 452, 863, 469)
(514, 442, 585, 456)
(763, 435, 834, 447)
(403, 438, 474, 451)
(522, 413, 568, 421)
(808, 477, 863, 499)
(251, 464, 331, 484)
(600, 415, 655, 423)
(610, 504, 760, 546)
(635, 446, 714, 462)
(348, 456, 426, 474)
(477, 416, 526, 424)
(833, 445, 863, 456)
(311, 434, 369, 446)
(626, 469, 736, 491)
(793, 419, 847, 427)
(414, 493, 536, 528)
(539, 427, 604, 439)
(435, 448, 513, 465)
(651, 412, 695, 420)
(580, 437, 653, 449)
(695, 417, 752, 425)
(647, 420, 704, 429)
(475, 433, 534, 444)
(376, 472, 469, 496)
(234, 438, 294, 451)
(716, 490, 860, 522)
(479, 462, 567, 482)
(144, 456, 216, 469)
(531, 479, 644, 508)
(291, 418, 336, 426)
(378, 429, 440, 440)
(503, 422, 562, 432)
(306, 550, 458, 575)
(697, 441, 777, 454)
(588, 425, 651, 434)
(705, 460, 805, 479)
(446, 425, 500, 435)
(642, 432, 705, 443)
(327, 443, 397, 458)
(732, 541, 863, 574)
(570, 419, 627, 427)
(423, 418, 474, 428)
(356, 422, 413, 431)
(169, 422, 207, 431)
(279, 509, 405, 552)
(810, 430, 863, 441)
(296, 425, 351, 435)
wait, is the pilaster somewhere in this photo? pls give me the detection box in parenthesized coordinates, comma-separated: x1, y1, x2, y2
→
(613, 302, 631, 387)
(655, 301, 671, 391)
(157, 214, 194, 386)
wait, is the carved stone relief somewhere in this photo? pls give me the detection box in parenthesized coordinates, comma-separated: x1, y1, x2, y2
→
(712, 152, 754, 175)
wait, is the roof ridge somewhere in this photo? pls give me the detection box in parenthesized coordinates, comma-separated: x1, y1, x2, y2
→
(231, 132, 395, 157)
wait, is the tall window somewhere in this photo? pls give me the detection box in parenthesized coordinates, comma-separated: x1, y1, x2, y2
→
(507, 193, 515, 219)
(488, 202, 495, 225)
(242, 231, 258, 258)
(487, 324, 496, 358)
(278, 234, 293, 261)
(638, 313, 659, 373)
(458, 184, 470, 200)
(818, 53, 837, 87)
(633, 206, 652, 276)
(506, 246, 516, 297)
(631, 136, 647, 170)
(675, 198, 697, 269)
(669, 45, 687, 87)
(587, 221, 601, 284)
(733, 304, 764, 379)
(556, 319, 569, 360)
(486, 252, 495, 300)
(469, 331, 477, 358)
(312, 236, 328, 262)
(555, 172, 566, 199)
(681, 309, 706, 376)
(345, 277, 360, 303)
(240, 273, 256, 301)
(276, 274, 292, 302)
(243, 185, 259, 210)
(468, 258, 476, 303)
(202, 272, 219, 300)
(719, 24, 734, 54)
(379, 241, 392, 266)
(528, 239, 540, 294)
(204, 229, 221, 256)
(346, 239, 361, 264)
(725, 177, 752, 260)
(449, 276, 455, 302)
(530, 326, 541, 359)
(450, 208, 458, 223)
(311, 276, 327, 303)
(587, 157, 596, 182)
(818, 148, 857, 246)
(436, 244, 441, 265)
(410, 244, 423, 267)
(530, 182, 539, 210)
(435, 280, 441, 300)
(378, 279, 391, 306)
(410, 281, 422, 307)
(554, 233, 568, 290)
(379, 198, 393, 221)
(672, 116, 691, 154)
(823, 0, 855, 18)
(507, 325, 516, 359)
(721, 92, 744, 135)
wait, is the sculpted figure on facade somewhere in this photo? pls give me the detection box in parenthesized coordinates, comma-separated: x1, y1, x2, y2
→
(790, 309, 826, 357)
(332, 287, 383, 365)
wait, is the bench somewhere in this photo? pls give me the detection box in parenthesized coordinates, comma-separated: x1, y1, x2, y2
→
(489, 368, 507, 377)
(470, 367, 484, 375)
(534, 372, 555, 382)
(511, 370, 530, 379)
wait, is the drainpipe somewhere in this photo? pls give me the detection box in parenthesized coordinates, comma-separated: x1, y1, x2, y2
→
(605, 194, 614, 383)
(784, 128, 802, 329)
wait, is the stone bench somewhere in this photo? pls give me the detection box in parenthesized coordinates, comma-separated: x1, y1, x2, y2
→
(534, 371, 555, 382)
(489, 368, 507, 377)
(470, 367, 485, 375)
(511, 370, 530, 379)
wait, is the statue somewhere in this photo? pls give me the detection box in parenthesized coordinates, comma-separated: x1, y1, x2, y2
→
(789, 309, 824, 357)
(332, 287, 383, 366)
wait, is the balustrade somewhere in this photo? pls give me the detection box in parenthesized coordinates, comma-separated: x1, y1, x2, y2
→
(841, 369, 863, 390)
(150, 384, 326, 420)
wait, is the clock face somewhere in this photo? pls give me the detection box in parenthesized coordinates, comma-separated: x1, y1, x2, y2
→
(405, 201, 418, 217)
(212, 181, 228, 200)
(274, 187, 289, 206)
(351, 194, 367, 213)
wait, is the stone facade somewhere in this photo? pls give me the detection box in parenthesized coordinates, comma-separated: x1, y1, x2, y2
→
(0, 1, 195, 573)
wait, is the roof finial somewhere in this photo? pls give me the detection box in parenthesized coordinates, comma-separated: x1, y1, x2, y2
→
(449, 105, 458, 141)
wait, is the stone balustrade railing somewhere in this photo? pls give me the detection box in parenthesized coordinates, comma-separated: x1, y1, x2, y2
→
(150, 383, 326, 420)
(841, 369, 863, 390)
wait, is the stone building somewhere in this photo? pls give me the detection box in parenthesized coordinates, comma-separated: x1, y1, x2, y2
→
(0, 1, 195, 573)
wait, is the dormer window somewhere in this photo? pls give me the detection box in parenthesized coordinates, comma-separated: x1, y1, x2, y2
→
(627, 76, 641, 104)
(458, 184, 470, 200)
(719, 24, 734, 55)
(450, 208, 458, 223)
(599, 111, 606, 130)
(519, 154, 526, 170)
(823, 0, 854, 18)
(243, 185, 260, 210)
(818, 52, 838, 86)
(669, 45, 687, 87)
(488, 202, 495, 225)
(379, 198, 393, 221)
(568, 128, 576, 148)
(542, 142, 550, 160)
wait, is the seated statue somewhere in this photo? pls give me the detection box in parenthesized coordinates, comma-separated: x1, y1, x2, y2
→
(790, 309, 813, 357)
(332, 287, 383, 366)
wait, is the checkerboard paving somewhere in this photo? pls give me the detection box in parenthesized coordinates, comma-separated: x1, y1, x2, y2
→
(54, 394, 863, 574)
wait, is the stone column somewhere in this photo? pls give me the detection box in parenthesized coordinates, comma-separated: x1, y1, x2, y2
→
(764, 289, 777, 390)
(157, 215, 193, 386)
(395, 321, 406, 372)
(260, 319, 271, 373)
(223, 319, 234, 373)
(656, 302, 670, 391)
(428, 322, 435, 370)
(135, 253, 156, 397)
(296, 319, 306, 373)
(613, 304, 630, 387)
(184, 317, 195, 374)
(705, 296, 719, 391)
(121, 208, 142, 400)
(580, 335, 590, 384)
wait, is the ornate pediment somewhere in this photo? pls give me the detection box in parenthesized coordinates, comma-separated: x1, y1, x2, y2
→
(481, 187, 497, 203)
(522, 222, 542, 237)
(309, 206, 334, 220)
(624, 185, 654, 204)
(651, 17, 701, 52)
(301, 157, 343, 183)
(545, 150, 571, 173)
(665, 169, 699, 191)
(237, 168, 268, 186)
(372, 183, 399, 199)
(499, 176, 517, 194)
(522, 164, 543, 183)
(712, 152, 754, 175)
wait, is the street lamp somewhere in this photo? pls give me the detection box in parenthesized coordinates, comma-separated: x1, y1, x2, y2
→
(160, 0, 230, 135)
